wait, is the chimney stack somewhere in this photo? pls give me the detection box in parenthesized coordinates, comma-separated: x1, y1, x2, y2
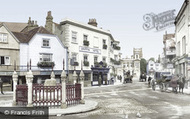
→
(88, 18, 97, 27)
(25, 17, 38, 32)
(45, 11, 53, 33)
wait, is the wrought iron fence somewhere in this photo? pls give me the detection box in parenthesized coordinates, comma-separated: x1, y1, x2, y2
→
(32, 84, 62, 107)
(16, 84, 28, 106)
(66, 83, 81, 106)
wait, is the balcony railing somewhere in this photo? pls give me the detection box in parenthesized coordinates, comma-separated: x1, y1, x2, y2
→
(103, 44, 107, 49)
(94, 62, 107, 67)
(83, 40, 89, 46)
(71, 62, 79, 66)
(113, 44, 120, 50)
(83, 61, 89, 66)
(110, 58, 121, 65)
(37, 62, 55, 68)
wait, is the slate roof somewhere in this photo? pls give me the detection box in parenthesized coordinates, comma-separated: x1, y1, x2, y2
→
(0, 22, 27, 32)
(13, 26, 53, 43)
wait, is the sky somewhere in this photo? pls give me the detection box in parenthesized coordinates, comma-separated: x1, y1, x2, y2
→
(0, 0, 184, 60)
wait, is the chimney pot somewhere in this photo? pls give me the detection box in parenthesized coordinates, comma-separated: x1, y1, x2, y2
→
(32, 20, 34, 25)
(88, 18, 98, 27)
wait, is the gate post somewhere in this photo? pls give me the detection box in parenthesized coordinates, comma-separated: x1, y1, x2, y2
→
(73, 70, 77, 84)
(26, 70, 33, 107)
(61, 70, 67, 109)
(79, 70, 85, 104)
(12, 71, 18, 106)
(51, 71, 55, 79)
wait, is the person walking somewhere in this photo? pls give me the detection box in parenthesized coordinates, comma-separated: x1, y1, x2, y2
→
(152, 78, 155, 91)
(0, 78, 4, 94)
(148, 76, 152, 87)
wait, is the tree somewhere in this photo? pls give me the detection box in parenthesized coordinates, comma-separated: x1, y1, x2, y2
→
(149, 57, 155, 62)
(140, 58, 147, 74)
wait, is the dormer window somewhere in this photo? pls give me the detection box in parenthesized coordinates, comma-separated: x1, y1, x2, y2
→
(42, 38, 50, 48)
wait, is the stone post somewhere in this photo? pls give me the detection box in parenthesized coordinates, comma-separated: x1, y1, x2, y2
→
(51, 71, 55, 79)
(26, 70, 33, 107)
(12, 71, 18, 106)
(61, 70, 67, 108)
(73, 70, 77, 84)
(79, 70, 85, 104)
(107, 73, 110, 85)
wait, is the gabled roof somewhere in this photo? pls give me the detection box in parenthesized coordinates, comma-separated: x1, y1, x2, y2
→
(0, 22, 27, 32)
(12, 26, 53, 43)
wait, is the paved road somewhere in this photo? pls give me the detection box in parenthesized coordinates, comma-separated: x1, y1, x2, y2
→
(50, 79, 190, 119)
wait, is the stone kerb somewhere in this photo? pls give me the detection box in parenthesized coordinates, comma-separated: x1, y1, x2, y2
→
(12, 71, 18, 106)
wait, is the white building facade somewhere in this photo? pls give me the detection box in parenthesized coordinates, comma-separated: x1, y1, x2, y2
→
(122, 48, 142, 80)
(174, 0, 190, 80)
(45, 11, 122, 86)
(13, 27, 67, 83)
(162, 32, 176, 73)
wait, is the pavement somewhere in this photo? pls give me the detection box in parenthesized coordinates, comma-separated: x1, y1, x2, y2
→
(49, 100, 98, 116)
(0, 92, 98, 116)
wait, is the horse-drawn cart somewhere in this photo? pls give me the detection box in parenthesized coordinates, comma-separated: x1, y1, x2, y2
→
(124, 71, 133, 83)
(152, 72, 178, 92)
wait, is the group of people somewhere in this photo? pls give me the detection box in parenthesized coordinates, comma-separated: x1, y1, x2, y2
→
(140, 73, 153, 88)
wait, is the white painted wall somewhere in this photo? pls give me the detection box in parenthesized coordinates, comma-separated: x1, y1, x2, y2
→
(20, 33, 67, 71)
(175, 6, 188, 57)
(67, 24, 111, 70)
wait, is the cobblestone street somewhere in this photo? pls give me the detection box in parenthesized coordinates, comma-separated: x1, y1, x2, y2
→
(50, 79, 190, 119)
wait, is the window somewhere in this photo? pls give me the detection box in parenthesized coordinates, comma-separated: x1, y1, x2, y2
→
(94, 56, 98, 63)
(84, 55, 88, 61)
(83, 35, 89, 46)
(136, 55, 139, 59)
(102, 39, 107, 49)
(103, 39, 106, 45)
(42, 39, 50, 47)
(83, 35, 88, 41)
(0, 33, 8, 43)
(111, 41, 113, 47)
(182, 36, 186, 54)
(39, 54, 52, 62)
(71, 53, 77, 62)
(72, 31, 77, 43)
(0, 56, 10, 65)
